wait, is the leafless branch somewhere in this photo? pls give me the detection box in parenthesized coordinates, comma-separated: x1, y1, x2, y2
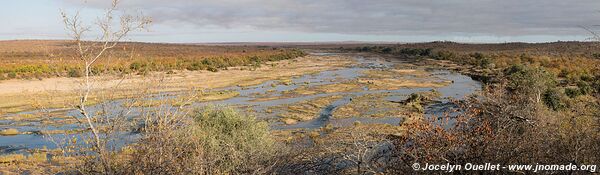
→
(61, 0, 151, 172)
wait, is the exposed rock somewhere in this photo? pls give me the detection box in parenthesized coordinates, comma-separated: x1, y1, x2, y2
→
(282, 118, 298, 125)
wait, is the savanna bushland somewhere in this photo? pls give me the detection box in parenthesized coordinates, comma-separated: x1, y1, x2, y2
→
(1, 42, 595, 174)
(0, 2, 599, 175)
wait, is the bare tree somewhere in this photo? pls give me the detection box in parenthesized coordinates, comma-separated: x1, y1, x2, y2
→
(60, 0, 151, 172)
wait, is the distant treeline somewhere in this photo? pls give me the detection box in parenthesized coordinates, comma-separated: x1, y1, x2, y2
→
(354, 45, 599, 83)
(0, 41, 306, 80)
(352, 44, 600, 111)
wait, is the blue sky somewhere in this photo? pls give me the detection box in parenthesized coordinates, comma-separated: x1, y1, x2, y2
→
(1, 0, 598, 43)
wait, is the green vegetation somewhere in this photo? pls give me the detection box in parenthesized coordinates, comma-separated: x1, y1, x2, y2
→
(192, 106, 274, 173)
(505, 64, 556, 103)
(88, 106, 276, 174)
(543, 88, 566, 111)
(353, 42, 600, 113)
(358, 46, 432, 57)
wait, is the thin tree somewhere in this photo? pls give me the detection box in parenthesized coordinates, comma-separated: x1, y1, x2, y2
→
(61, 0, 151, 172)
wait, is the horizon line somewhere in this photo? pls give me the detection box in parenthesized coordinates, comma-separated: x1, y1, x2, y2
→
(0, 39, 596, 45)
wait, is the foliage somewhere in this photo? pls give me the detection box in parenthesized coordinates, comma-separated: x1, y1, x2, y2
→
(471, 52, 492, 68)
(192, 106, 274, 173)
(356, 46, 432, 57)
(577, 81, 595, 95)
(72, 106, 277, 175)
(68, 68, 82, 78)
(504, 64, 556, 103)
(543, 88, 566, 111)
(565, 87, 582, 98)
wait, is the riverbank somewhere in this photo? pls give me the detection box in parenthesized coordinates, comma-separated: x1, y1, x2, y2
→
(0, 54, 354, 114)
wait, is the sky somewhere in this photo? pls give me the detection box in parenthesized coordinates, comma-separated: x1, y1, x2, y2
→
(1, 0, 600, 43)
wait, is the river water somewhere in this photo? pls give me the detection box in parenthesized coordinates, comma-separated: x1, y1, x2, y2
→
(0, 52, 481, 154)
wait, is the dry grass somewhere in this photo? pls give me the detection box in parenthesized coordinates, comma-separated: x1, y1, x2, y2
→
(275, 95, 343, 123)
(359, 78, 450, 90)
(292, 81, 364, 95)
(0, 152, 66, 174)
(358, 69, 451, 90)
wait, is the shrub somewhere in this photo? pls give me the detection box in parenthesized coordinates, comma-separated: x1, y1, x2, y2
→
(577, 81, 594, 95)
(406, 93, 422, 103)
(186, 62, 205, 71)
(193, 106, 274, 173)
(471, 52, 492, 68)
(358, 46, 373, 52)
(68, 68, 82, 77)
(565, 88, 582, 98)
(398, 48, 432, 57)
(387, 84, 600, 173)
(206, 66, 218, 72)
(125, 125, 206, 175)
(7, 71, 17, 79)
(543, 88, 565, 110)
(593, 53, 600, 59)
(432, 50, 456, 60)
(580, 74, 595, 82)
(123, 106, 275, 174)
(381, 47, 393, 54)
(505, 64, 556, 103)
(136, 68, 149, 76)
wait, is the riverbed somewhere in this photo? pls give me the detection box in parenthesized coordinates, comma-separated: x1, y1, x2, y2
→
(0, 52, 481, 154)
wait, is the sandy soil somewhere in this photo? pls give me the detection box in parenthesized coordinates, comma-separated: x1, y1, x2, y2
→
(0, 55, 354, 114)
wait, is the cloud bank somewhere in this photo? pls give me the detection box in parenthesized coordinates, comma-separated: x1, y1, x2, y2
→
(60, 0, 600, 37)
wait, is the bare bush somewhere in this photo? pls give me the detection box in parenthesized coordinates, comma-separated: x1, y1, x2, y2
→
(387, 82, 600, 174)
(271, 127, 392, 174)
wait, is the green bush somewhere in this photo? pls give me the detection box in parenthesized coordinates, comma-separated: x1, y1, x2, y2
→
(112, 106, 276, 174)
(565, 88, 582, 98)
(406, 93, 422, 103)
(186, 61, 205, 71)
(206, 66, 218, 72)
(193, 106, 274, 173)
(129, 62, 145, 71)
(68, 68, 82, 77)
(592, 53, 600, 59)
(399, 48, 432, 56)
(471, 52, 492, 68)
(577, 81, 594, 95)
(432, 50, 456, 60)
(7, 71, 17, 79)
(505, 64, 556, 102)
(382, 47, 393, 54)
(543, 88, 565, 111)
